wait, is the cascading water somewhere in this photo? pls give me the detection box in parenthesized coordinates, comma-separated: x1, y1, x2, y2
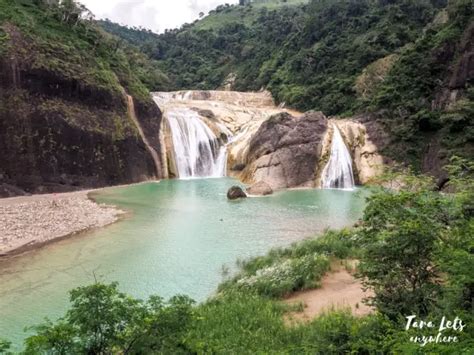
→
(166, 108, 227, 178)
(321, 125, 355, 189)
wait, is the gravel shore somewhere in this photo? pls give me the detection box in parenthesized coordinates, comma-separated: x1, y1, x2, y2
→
(0, 190, 123, 255)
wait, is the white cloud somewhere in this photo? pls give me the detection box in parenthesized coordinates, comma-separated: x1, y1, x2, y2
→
(80, 0, 238, 33)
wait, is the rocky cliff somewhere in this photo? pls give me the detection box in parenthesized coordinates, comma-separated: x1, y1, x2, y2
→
(153, 90, 297, 179)
(155, 90, 388, 190)
(331, 118, 387, 186)
(0, 76, 162, 196)
(241, 111, 328, 190)
(0, 1, 167, 197)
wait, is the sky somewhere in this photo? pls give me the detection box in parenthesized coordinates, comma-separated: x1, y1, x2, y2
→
(80, 0, 239, 33)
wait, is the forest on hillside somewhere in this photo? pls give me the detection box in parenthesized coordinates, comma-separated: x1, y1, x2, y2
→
(100, 0, 473, 173)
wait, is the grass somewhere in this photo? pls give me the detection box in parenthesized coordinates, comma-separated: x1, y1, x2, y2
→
(218, 229, 359, 298)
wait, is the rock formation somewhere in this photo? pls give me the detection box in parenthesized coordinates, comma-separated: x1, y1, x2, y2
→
(227, 186, 247, 200)
(326, 118, 386, 185)
(153, 90, 297, 179)
(240, 111, 328, 190)
(246, 181, 273, 196)
(155, 91, 387, 190)
(0, 23, 165, 197)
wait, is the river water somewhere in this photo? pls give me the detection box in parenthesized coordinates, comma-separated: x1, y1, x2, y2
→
(0, 178, 367, 348)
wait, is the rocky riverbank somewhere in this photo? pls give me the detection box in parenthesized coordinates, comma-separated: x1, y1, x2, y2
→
(0, 191, 123, 256)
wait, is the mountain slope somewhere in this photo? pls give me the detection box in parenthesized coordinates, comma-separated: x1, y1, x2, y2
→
(101, 0, 473, 181)
(370, 0, 474, 175)
(0, 0, 169, 195)
(102, 0, 444, 113)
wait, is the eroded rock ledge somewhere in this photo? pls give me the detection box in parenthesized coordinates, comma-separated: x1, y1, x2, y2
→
(155, 90, 388, 190)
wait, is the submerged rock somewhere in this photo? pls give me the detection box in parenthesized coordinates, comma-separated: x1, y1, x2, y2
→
(227, 186, 247, 200)
(246, 181, 273, 196)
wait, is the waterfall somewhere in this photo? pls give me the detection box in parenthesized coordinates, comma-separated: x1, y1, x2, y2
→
(166, 108, 226, 178)
(321, 125, 355, 189)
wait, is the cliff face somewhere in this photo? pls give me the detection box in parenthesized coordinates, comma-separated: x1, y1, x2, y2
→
(325, 118, 387, 186)
(0, 3, 166, 196)
(0, 74, 162, 196)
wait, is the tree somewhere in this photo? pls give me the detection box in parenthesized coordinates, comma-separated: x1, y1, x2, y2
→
(357, 173, 446, 320)
(22, 283, 195, 354)
(42, 0, 93, 25)
(436, 157, 474, 315)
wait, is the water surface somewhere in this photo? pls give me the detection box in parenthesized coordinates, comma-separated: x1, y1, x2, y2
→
(0, 178, 367, 347)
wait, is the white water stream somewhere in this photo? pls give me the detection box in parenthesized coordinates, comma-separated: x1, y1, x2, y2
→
(321, 125, 355, 189)
(166, 108, 226, 178)
(154, 91, 356, 186)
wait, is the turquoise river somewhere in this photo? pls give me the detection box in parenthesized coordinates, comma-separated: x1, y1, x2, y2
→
(0, 178, 368, 348)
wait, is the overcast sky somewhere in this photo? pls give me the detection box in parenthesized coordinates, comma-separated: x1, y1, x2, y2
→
(80, 0, 238, 33)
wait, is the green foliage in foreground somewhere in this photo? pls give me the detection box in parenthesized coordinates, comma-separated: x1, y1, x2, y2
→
(218, 229, 357, 298)
(2, 158, 473, 354)
(359, 177, 447, 319)
(20, 284, 195, 354)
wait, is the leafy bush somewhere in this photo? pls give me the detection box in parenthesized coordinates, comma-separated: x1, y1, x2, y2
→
(23, 283, 195, 354)
(187, 293, 289, 353)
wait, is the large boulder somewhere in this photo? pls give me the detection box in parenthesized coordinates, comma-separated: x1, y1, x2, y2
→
(227, 186, 247, 200)
(241, 111, 328, 190)
(246, 181, 273, 196)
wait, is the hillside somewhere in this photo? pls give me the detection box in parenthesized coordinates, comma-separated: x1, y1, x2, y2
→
(0, 0, 472, 193)
(0, 0, 170, 196)
(101, 0, 473, 182)
(193, 0, 309, 30)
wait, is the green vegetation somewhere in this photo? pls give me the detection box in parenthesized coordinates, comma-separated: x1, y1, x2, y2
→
(193, 0, 309, 31)
(2, 157, 472, 353)
(0, 0, 170, 107)
(100, 0, 443, 113)
(0, 0, 171, 189)
(367, 0, 474, 166)
(101, 0, 473, 170)
(0, 0, 473, 352)
(218, 229, 357, 298)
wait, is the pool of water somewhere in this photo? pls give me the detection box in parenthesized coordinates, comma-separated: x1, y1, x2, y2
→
(0, 178, 367, 348)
